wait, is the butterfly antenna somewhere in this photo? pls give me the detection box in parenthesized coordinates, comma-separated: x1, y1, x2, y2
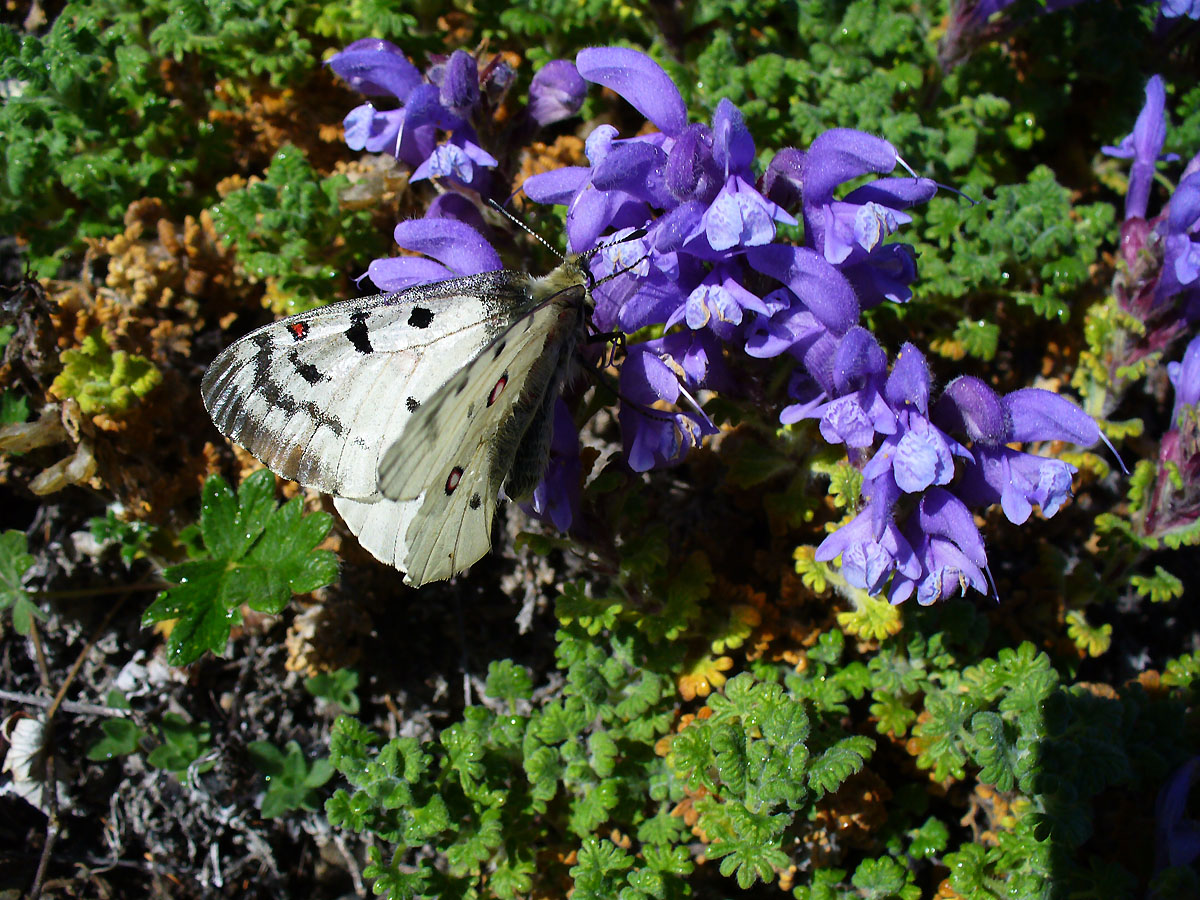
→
(487, 197, 564, 260)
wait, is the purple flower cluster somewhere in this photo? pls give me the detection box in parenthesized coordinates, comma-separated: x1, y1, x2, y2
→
(804, 333, 1100, 604)
(328, 41, 587, 193)
(331, 43, 1105, 602)
(1142, 333, 1200, 539)
(519, 49, 938, 487)
(1103, 76, 1200, 328)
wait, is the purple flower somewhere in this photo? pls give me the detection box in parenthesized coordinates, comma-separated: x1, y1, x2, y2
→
(366, 218, 501, 290)
(815, 474, 920, 595)
(409, 136, 498, 190)
(1156, 170, 1200, 309)
(805, 327, 895, 448)
(1142, 334, 1200, 540)
(528, 399, 582, 532)
(330, 40, 500, 186)
(745, 244, 860, 335)
(618, 334, 719, 472)
(528, 60, 586, 126)
(1168, 332, 1200, 430)
(1160, 0, 1200, 18)
(694, 175, 795, 254)
(435, 50, 480, 117)
(575, 46, 688, 137)
(891, 489, 990, 605)
(1103, 76, 1178, 221)
(667, 269, 770, 341)
(1155, 757, 1200, 872)
(761, 148, 805, 210)
(861, 345, 971, 493)
(330, 41, 456, 167)
(935, 379, 1099, 524)
(328, 38, 423, 99)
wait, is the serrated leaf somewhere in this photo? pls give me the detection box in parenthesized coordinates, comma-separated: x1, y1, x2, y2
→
(142, 472, 337, 665)
(485, 659, 534, 704)
(807, 736, 873, 798)
(249, 739, 334, 818)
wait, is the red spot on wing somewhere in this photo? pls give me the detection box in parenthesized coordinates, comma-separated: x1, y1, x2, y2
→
(488, 372, 509, 407)
(445, 466, 464, 495)
(288, 321, 309, 341)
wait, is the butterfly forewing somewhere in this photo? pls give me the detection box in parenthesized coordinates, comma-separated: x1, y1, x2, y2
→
(201, 274, 527, 500)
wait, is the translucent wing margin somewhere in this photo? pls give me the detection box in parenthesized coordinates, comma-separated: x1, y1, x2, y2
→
(377, 289, 584, 585)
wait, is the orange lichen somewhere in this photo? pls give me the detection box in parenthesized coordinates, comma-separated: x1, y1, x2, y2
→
(677, 654, 733, 701)
(284, 599, 370, 676)
(514, 136, 586, 208)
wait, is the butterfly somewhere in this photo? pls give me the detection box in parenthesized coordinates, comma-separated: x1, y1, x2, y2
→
(201, 254, 597, 587)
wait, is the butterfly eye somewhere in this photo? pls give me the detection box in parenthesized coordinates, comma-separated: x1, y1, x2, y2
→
(445, 466, 464, 495)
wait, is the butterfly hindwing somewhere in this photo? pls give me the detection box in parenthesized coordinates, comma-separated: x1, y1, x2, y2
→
(377, 288, 585, 585)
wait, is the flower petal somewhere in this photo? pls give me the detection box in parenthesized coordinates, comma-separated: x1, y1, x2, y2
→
(745, 244, 860, 335)
(328, 39, 423, 99)
(528, 59, 587, 126)
(576, 46, 688, 136)
(1004, 388, 1098, 445)
(801, 129, 898, 204)
(391, 218, 502, 274)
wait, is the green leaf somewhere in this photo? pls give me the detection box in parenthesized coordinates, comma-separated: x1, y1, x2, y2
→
(489, 856, 536, 899)
(0, 529, 42, 635)
(89, 509, 157, 566)
(50, 328, 161, 415)
(851, 855, 919, 899)
(807, 736, 874, 798)
(305, 668, 360, 714)
(142, 471, 337, 665)
(485, 659, 534, 705)
(248, 739, 334, 818)
(86, 717, 146, 762)
(0, 390, 29, 425)
(146, 712, 212, 779)
(1130, 565, 1184, 604)
(907, 817, 949, 859)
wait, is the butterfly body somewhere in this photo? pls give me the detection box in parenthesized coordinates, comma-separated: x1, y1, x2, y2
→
(201, 258, 592, 586)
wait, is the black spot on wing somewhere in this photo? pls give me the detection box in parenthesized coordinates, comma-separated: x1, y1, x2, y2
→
(492, 339, 507, 360)
(287, 347, 326, 385)
(346, 310, 373, 354)
(406, 396, 420, 412)
(409, 307, 434, 328)
(469, 493, 481, 509)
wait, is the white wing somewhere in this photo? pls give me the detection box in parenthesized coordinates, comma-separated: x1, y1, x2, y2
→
(201, 273, 530, 501)
(378, 293, 583, 585)
(330, 493, 421, 572)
